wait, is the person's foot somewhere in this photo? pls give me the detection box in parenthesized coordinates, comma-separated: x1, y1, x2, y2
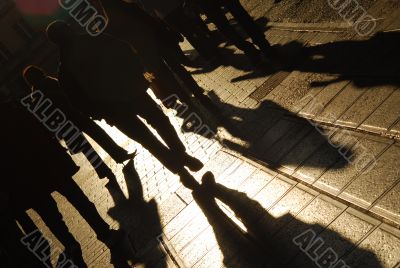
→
(179, 169, 200, 189)
(183, 154, 204, 172)
(114, 150, 137, 164)
(96, 163, 114, 179)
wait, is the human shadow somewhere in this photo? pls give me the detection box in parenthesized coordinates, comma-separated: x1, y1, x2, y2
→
(179, 90, 352, 171)
(13, 212, 53, 268)
(184, 17, 273, 74)
(105, 160, 167, 267)
(193, 172, 382, 267)
(232, 31, 400, 88)
(1, 100, 129, 268)
(0, 212, 49, 268)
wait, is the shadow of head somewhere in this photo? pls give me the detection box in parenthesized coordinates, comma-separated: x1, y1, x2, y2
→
(192, 172, 383, 267)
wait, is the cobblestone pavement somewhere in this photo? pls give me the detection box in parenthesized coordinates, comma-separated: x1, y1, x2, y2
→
(24, 0, 400, 267)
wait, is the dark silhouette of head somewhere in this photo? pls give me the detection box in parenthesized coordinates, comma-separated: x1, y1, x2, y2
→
(46, 20, 74, 45)
(22, 65, 46, 88)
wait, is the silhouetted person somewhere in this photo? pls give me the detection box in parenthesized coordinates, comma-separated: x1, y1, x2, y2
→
(13, 211, 54, 268)
(46, 21, 203, 188)
(1, 100, 125, 267)
(94, 0, 210, 109)
(194, 172, 382, 267)
(133, 0, 219, 62)
(0, 213, 48, 268)
(191, 0, 274, 65)
(106, 161, 166, 267)
(22, 65, 134, 179)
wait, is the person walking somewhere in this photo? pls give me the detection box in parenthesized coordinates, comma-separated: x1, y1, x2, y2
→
(47, 21, 203, 188)
(22, 65, 134, 178)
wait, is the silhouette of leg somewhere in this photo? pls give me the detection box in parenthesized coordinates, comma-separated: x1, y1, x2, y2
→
(14, 211, 53, 268)
(2, 213, 48, 268)
(110, 115, 183, 174)
(66, 133, 113, 179)
(56, 179, 111, 242)
(136, 95, 203, 171)
(224, 0, 272, 54)
(165, 7, 219, 60)
(197, 0, 261, 63)
(34, 197, 88, 267)
(34, 197, 80, 248)
(74, 114, 132, 163)
(153, 61, 194, 104)
(137, 94, 186, 154)
(167, 58, 218, 110)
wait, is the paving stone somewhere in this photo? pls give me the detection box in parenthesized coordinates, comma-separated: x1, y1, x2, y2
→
(169, 212, 210, 253)
(162, 203, 201, 240)
(175, 185, 195, 205)
(344, 224, 400, 268)
(253, 175, 295, 211)
(218, 161, 256, 190)
(336, 85, 396, 128)
(298, 80, 349, 118)
(202, 151, 239, 178)
(157, 194, 187, 227)
(238, 169, 276, 198)
(371, 177, 400, 225)
(314, 135, 390, 196)
(291, 74, 336, 113)
(291, 208, 379, 268)
(255, 118, 297, 155)
(265, 72, 329, 112)
(293, 140, 343, 184)
(340, 144, 400, 209)
(179, 227, 219, 267)
(272, 195, 346, 264)
(193, 245, 225, 268)
(258, 185, 317, 237)
(359, 89, 400, 134)
(262, 121, 311, 165)
(278, 127, 330, 174)
(316, 83, 366, 123)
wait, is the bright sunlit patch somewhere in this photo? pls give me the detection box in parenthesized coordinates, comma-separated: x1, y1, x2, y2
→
(15, 0, 60, 15)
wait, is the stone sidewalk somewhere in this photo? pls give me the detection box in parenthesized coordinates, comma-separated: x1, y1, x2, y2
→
(23, 0, 400, 267)
(26, 99, 400, 268)
(25, 109, 400, 268)
(183, 0, 400, 227)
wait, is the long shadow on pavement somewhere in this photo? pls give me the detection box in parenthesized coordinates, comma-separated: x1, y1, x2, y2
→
(193, 172, 382, 267)
(231, 32, 400, 89)
(106, 160, 166, 267)
(179, 91, 352, 171)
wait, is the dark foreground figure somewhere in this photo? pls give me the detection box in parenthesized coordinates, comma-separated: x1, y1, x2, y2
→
(46, 21, 203, 188)
(22, 65, 134, 178)
(0, 99, 125, 267)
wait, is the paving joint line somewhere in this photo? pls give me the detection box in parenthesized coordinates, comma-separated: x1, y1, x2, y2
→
(219, 147, 399, 229)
